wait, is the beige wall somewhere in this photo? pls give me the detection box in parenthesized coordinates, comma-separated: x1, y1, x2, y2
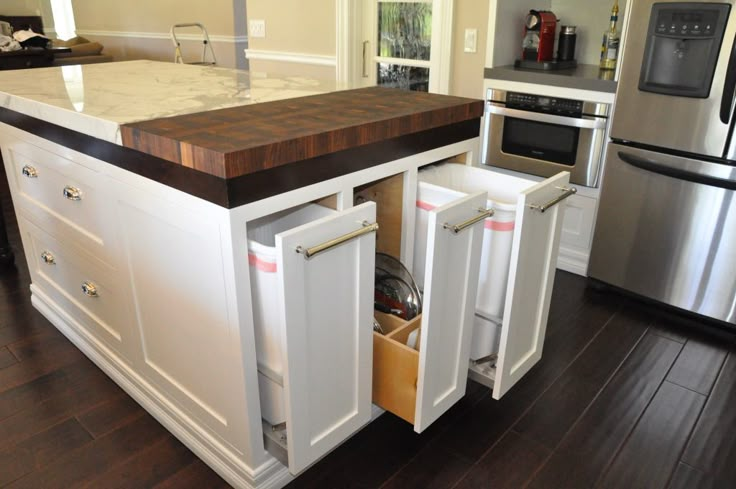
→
(450, 0, 489, 98)
(72, 0, 242, 36)
(1, 0, 43, 15)
(49, 0, 249, 69)
(245, 0, 335, 55)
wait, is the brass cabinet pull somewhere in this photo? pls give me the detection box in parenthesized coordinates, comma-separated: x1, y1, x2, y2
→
(443, 208, 494, 234)
(63, 186, 82, 201)
(296, 221, 379, 259)
(81, 281, 99, 298)
(22, 165, 38, 178)
(40, 251, 55, 265)
(530, 186, 577, 213)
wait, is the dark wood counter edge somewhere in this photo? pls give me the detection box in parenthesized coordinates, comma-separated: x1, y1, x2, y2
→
(0, 107, 480, 209)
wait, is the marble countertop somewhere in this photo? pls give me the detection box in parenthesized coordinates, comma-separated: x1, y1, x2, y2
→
(0, 60, 341, 144)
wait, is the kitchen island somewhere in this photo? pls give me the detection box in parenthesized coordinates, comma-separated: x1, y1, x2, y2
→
(0, 61, 566, 488)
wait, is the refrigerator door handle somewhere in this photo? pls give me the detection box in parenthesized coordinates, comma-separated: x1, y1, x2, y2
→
(618, 151, 736, 190)
(720, 32, 736, 124)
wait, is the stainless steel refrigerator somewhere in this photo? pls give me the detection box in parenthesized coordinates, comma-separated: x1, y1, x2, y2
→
(589, 0, 736, 325)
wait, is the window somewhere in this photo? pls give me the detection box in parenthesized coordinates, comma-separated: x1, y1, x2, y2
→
(50, 0, 76, 40)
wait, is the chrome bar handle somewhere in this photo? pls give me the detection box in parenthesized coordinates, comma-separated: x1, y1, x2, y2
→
(530, 186, 577, 213)
(443, 208, 494, 234)
(63, 186, 82, 201)
(296, 221, 378, 259)
(22, 165, 38, 178)
(40, 251, 55, 265)
(81, 281, 99, 298)
(362, 41, 370, 78)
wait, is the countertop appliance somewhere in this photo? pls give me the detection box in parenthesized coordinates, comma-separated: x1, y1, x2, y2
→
(522, 10, 558, 62)
(482, 89, 610, 187)
(589, 0, 736, 325)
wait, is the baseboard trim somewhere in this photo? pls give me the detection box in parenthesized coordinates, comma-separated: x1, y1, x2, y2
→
(29, 285, 291, 489)
(557, 246, 589, 277)
(76, 29, 248, 44)
(244, 48, 337, 67)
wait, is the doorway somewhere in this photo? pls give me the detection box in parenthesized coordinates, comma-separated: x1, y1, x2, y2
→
(341, 0, 453, 94)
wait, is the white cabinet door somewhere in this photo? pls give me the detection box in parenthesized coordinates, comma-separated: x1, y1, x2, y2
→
(415, 191, 486, 432)
(276, 203, 377, 474)
(493, 172, 570, 400)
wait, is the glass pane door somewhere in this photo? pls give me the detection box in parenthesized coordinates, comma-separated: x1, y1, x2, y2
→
(362, 0, 433, 92)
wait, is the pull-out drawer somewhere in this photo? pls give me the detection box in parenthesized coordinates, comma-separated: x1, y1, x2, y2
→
(5, 141, 114, 264)
(467, 171, 572, 399)
(259, 202, 378, 475)
(372, 191, 487, 433)
(20, 217, 134, 359)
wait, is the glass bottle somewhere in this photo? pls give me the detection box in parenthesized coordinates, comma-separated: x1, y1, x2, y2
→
(600, 0, 620, 70)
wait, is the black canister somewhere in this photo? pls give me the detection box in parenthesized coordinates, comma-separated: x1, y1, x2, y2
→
(558, 25, 577, 61)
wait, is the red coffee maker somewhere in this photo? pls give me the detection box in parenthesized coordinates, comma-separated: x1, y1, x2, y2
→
(522, 10, 557, 62)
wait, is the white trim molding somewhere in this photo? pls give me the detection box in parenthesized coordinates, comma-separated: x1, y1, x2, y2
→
(75, 29, 248, 44)
(244, 49, 337, 67)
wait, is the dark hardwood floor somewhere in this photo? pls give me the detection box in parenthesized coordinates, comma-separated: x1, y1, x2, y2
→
(2, 159, 736, 488)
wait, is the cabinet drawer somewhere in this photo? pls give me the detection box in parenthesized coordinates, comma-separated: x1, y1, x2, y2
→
(6, 142, 113, 262)
(258, 202, 377, 475)
(371, 189, 487, 432)
(21, 218, 133, 357)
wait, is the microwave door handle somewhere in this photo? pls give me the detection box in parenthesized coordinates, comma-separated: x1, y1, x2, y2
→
(486, 105, 606, 129)
(618, 151, 736, 190)
(720, 33, 736, 124)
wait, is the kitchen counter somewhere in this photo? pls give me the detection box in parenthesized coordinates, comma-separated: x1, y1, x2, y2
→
(484, 63, 617, 94)
(0, 59, 562, 489)
(0, 60, 483, 207)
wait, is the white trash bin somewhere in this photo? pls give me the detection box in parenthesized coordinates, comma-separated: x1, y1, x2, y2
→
(247, 203, 336, 424)
(414, 164, 536, 359)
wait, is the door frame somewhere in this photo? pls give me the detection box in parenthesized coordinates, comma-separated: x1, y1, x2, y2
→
(337, 0, 454, 94)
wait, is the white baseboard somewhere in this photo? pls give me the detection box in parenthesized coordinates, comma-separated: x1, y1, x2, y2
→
(244, 48, 336, 67)
(29, 285, 290, 489)
(557, 246, 589, 277)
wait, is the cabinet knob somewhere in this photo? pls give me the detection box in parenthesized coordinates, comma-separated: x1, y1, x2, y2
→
(81, 281, 99, 298)
(63, 186, 82, 201)
(40, 251, 55, 265)
(22, 165, 38, 178)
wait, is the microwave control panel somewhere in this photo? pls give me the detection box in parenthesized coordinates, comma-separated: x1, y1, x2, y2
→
(506, 92, 583, 116)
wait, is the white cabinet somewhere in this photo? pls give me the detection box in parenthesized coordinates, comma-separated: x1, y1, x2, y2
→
(271, 203, 378, 474)
(372, 191, 487, 432)
(1, 124, 568, 488)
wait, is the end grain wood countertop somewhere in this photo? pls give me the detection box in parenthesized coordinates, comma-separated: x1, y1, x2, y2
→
(120, 86, 484, 180)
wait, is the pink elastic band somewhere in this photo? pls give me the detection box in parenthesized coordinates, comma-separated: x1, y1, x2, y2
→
(417, 200, 515, 232)
(248, 253, 277, 273)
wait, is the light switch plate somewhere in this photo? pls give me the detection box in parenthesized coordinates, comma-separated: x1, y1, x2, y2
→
(249, 19, 266, 38)
(464, 28, 477, 53)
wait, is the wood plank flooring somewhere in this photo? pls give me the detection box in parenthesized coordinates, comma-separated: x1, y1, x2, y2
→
(3, 159, 736, 488)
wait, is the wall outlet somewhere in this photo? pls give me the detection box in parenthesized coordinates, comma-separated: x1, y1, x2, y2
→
(464, 28, 478, 53)
(249, 19, 266, 38)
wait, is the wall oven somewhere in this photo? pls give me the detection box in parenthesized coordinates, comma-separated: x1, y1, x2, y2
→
(481, 89, 610, 187)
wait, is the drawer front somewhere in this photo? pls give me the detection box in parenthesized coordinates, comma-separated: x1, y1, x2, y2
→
(7, 142, 113, 261)
(21, 218, 133, 357)
(275, 203, 377, 475)
(372, 192, 486, 433)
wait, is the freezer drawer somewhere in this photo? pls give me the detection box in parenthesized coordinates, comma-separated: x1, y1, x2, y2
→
(589, 143, 736, 324)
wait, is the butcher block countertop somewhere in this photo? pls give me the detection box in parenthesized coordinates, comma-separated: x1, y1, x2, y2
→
(0, 60, 484, 207)
(121, 86, 484, 179)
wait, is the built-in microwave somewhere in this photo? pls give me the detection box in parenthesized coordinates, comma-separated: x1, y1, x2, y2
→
(481, 89, 610, 187)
